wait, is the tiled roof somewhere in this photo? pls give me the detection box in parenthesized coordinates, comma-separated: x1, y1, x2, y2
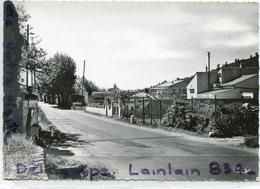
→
(152, 80, 184, 89)
(131, 92, 156, 99)
(221, 74, 257, 87)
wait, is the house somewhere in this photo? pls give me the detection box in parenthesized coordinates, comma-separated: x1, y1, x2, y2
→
(126, 92, 156, 110)
(187, 71, 219, 99)
(187, 54, 259, 99)
(150, 79, 189, 99)
(89, 91, 111, 105)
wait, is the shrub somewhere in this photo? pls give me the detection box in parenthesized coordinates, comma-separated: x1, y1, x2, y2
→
(162, 99, 214, 133)
(215, 103, 258, 137)
(162, 99, 258, 138)
(244, 136, 259, 148)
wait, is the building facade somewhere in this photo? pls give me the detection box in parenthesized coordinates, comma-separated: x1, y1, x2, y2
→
(187, 67, 258, 99)
(150, 79, 188, 99)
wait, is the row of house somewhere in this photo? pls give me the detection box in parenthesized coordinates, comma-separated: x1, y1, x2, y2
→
(86, 53, 259, 106)
(149, 53, 259, 100)
(83, 53, 258, 117)
(187, 53, 259, 99)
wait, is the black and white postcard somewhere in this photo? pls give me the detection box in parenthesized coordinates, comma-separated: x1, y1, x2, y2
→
(2, 0, 259, 182)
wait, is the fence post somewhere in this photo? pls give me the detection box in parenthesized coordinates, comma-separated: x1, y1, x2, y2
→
(214, 95, 217, 125)
(105, 100, 108, 116)
(134, 97, 136, 117)
(191, 96, 193, 112)
(118, 97, 121, 118)
(159, 99, 162, 123)
(26, 108, 32, 138)
(142, 97, 145, 124)
(150, 99, 152, 125)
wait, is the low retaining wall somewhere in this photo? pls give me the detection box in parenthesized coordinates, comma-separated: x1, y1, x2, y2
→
(85, 106, 112, 116)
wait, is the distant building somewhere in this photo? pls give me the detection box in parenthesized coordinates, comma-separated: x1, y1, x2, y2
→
(150, 79, 189, 99)
(187, 54, 259, 99)
(89, 91, 111, 104)
(187, 71, 219, 99)
(131, 92, 157, 99)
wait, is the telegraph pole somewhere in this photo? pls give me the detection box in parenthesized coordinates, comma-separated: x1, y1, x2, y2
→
(207, 51, 211, 89)
(82, 60, 86, 96)
(25, 24, 30, 137)
(26, 24, 29, 91)
(26, 24, 30, 109)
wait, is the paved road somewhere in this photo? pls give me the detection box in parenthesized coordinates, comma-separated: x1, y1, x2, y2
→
(39, 102, 258, 181)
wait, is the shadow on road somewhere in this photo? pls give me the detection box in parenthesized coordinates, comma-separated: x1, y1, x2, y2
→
(36, 129, 86, 156)
(49, 105, 72, 110)
(45, 147, 74, 156)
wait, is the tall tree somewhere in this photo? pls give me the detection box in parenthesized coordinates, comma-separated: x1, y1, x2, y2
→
(84, 79, 100, 95)
(37, 53, 76, 109)
(16, 4, 47, 88)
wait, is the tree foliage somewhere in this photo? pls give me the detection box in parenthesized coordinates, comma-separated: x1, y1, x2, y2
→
(84, 80, 100, 95)
(74, 77, 100, 95)
(16, 4, 46, 75)
(37, 53, 76, 108)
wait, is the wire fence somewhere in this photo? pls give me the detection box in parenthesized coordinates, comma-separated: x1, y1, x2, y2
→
(120, 97, 258, 126)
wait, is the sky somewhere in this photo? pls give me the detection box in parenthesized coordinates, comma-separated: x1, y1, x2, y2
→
(16, 2, 258, 90)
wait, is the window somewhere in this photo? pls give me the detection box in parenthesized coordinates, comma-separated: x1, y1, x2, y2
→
(182, 89, 186, 94)
(189, 89, 195, 94)
(242, 92, 254, 99)
(179, 89, 182, 93)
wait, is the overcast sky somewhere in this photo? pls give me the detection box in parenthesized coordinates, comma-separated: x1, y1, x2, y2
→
(17, 2, 258, 90)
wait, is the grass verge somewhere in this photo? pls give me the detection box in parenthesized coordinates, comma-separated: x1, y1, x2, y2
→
(4, 134, 47, 179)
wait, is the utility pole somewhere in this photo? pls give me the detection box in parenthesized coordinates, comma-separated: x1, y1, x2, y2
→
(25, 24, 31, 138)
(26, 24, 29, 92)
(82, 60, 86, 96)
(207, 51, 211, 89)
(26, 24, 30, 109)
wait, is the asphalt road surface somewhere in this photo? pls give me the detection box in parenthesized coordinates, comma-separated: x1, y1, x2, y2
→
(39, 102, 258, 181)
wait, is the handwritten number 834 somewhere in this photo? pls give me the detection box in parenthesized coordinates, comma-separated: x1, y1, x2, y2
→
(209, 161, 256, 175)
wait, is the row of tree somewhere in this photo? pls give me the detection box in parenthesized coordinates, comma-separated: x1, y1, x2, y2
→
(16, 5, 78, 109)
(37, 53, 76, 108)
(16, 5, 141, 109)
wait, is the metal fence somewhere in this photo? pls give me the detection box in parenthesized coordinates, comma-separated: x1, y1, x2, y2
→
(121, 98, 175, 126)
(120, 97, 258, 126)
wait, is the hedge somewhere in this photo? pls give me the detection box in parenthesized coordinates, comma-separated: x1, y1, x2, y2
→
(162, 99, 258, 138)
